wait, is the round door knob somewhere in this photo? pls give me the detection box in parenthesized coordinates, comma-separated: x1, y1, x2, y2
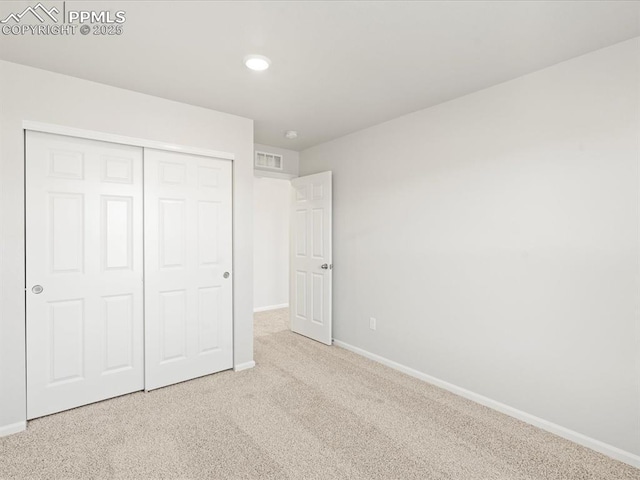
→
(32, 285, 43, 294)
(321, 264, 329, 270)
(223, 272, 230, 279)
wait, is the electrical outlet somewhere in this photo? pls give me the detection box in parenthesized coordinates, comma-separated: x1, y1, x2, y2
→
(369, 317, 377, 330)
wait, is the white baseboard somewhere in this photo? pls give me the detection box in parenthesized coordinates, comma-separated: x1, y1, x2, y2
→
(333, 339, 640, 469)
(254, 303, 289, 313)
(234, 360, 256, 372)
(0, 421, 26, 437)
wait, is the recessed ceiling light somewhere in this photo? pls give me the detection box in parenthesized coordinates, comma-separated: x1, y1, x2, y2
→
(284, 130, 298, 139)
(244, 54, 271, 71)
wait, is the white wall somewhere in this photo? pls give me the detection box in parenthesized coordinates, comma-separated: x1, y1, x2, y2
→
(300, 38, 640, 459)
(0, 60, 255, 435)
(253, 177, 290, 310)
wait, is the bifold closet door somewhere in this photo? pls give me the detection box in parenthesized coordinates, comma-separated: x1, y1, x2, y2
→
(26, 131, 144, 419)
(144, 149, 233, 391)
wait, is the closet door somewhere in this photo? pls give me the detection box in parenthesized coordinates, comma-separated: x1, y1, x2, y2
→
(26, 131, 144, 419)
(144, 149, 233, 391)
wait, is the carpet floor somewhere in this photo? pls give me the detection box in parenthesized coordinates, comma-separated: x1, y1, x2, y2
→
(1, 308, 638, 479)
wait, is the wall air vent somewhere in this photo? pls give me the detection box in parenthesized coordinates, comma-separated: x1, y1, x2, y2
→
(255, 151, 283, 171)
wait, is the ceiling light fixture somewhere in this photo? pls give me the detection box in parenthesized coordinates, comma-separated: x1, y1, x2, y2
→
(284, 130, 298, 140)
(244, 54, 271, 71)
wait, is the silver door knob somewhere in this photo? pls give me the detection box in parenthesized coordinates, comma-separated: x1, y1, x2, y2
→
(321, 264, 329, 270)
(32, 285, 43, 294)
(223, 272, 230, 279)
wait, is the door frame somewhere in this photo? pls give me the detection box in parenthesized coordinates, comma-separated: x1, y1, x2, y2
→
(22, 121, 238, 409)
(23, 121, 234, 161)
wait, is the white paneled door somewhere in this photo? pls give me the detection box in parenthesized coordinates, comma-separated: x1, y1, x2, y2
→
(144, 149, 233, 391)
(290, 171, 332, 345)
(26, 131, 144, 419)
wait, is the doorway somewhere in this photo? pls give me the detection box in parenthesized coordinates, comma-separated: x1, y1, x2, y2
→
(253, 171, 333, 345)
(253, 176, 291, 313)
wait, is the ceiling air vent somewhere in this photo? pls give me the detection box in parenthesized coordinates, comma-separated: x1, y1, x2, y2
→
(255, 151, 283, 171)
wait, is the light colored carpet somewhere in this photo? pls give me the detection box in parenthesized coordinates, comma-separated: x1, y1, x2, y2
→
(1, 308, 638, 479)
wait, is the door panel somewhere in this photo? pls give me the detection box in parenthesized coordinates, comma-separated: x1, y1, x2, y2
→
(144, 149, 233, 391)
(48, 299, 84, 384)
(102, 196, 133, 270)
(290, 171, 332, 345)
(103, 294, 134, 373)
(26, 131, 144, 419)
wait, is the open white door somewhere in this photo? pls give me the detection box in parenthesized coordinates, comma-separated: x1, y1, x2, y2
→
(144, 149, 233, 391)
(290, 171, 332, 345)
(26, 131, 144, 419)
